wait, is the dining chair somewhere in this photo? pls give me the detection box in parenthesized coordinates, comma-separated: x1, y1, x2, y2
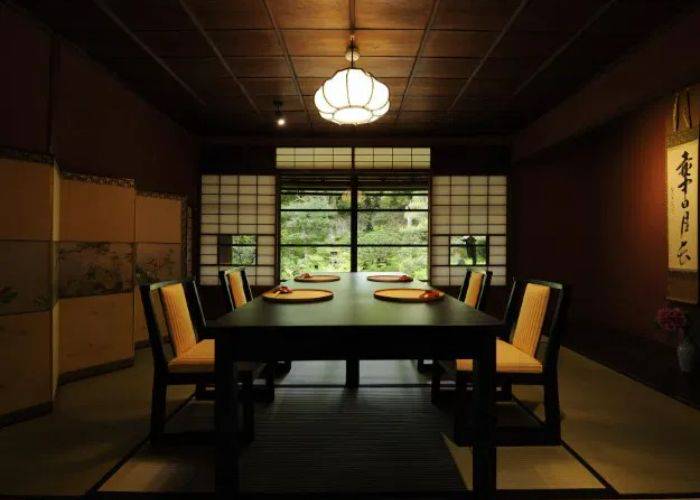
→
(140, 279, 264, 444)
(218, 267, 276, 401)
(417, 269, 492, 373)
(432, 278, 569, 445)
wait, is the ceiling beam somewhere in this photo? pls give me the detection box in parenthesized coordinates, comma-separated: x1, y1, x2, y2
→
(512, 0, 617, 97)
(446, 0, 530, 113)
(93, 0, 205, 107)
(179, 0, 261, 116)
(262, 0, 313, 128)
(393, 0, 441, 125)
(472, 0, 616, 129)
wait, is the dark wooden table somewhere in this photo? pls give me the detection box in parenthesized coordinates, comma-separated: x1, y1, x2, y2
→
(206, 272, 502, 499)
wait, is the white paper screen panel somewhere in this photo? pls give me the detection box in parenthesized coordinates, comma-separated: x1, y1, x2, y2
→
(430, 175, 507, 286)
(276, 147, 352, 169)
(354, 148, 430, 169)
(275, 147, 430, 169)
(200, 175, 276, 286)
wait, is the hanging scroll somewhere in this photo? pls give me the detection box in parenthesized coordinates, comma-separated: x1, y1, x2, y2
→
(667, 89, 699, 303)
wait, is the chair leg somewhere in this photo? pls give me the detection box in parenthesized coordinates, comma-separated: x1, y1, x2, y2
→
(265, 363, 275, 403)
(240, 371, 255, 443)
(417, 359, 433, 374)
(150, 375, 167, 444)
(544, 375, 561, 442)
(194, 383, 208, 400)
(430, 360, 442, 404)
(499, 381, 513, 401)
(453, 371, 470, 446)
(275, 360, 292, 376)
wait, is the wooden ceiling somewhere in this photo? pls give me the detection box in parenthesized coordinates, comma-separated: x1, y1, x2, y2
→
(16, 0, 696, 137)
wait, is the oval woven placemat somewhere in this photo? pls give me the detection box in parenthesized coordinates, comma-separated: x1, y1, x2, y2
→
(294, 274, 341, 283)
(367, 274, 413, 283)
(262, 289, 334, 303)
(373, 288, 444, 303)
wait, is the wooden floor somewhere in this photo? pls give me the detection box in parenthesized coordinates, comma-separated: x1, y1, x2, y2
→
(0, 350, 699, 498)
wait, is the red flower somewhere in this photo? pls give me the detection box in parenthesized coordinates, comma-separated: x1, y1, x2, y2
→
(655, 306, 688, 334)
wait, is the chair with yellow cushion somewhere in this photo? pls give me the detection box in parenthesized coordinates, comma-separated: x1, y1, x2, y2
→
(139, 279, 265, 443)
(220, 267, 292, 377)
(433, 278, 568, 445)
(458, 269, 492, 309)
(418, 269, 492, 373)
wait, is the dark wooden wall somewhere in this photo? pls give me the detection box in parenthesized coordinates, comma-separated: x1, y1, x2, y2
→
(0, 5, 199, 202)
(511, 86, 700, 405)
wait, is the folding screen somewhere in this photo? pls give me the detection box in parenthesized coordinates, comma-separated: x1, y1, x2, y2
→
(0, 156, 59, 425)
(58, 173, 136, 380)
(133, 192, 186, 345)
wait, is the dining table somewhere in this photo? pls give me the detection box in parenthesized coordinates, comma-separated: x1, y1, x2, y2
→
(205, 271, 503, 499)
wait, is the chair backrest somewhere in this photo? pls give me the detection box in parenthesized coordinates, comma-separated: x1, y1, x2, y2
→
(219, 267, 253, 311)
(458, 270, 492, 310)
(139, 279, 206, 373)
(503, 278, 569, 373)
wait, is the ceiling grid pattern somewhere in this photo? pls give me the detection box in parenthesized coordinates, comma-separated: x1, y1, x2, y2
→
(16, 0, 696, 137)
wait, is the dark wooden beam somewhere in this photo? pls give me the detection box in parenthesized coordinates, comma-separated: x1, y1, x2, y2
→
(262, 0, 313, 128)
(393, 0, 441, 125)
(512, 0, 618, 97)
(446, 0, 530, 113)
(93, 0, 205, 107)
(178, 0, 261, 116)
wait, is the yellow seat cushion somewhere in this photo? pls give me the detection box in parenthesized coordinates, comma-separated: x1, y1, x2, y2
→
(455, 339, 543, 374)
(168, 339, 259, 374)
(464, 272, 485, 308)
(228, 271, 248, 308)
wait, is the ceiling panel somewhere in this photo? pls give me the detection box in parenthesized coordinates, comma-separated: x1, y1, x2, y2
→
(357, 57, 414, 78)
(183, 0, 272, 29)
(434, 0, 520, 30)
(413, 58, 480, 78)
(407, 78, 465, 97)
(267, 0, 350, 29)
(354, 30, 423, 57)
(135, 30, 212, 58)
(104, 0, 194, 30)
(283, 30, 349, 56)
(208, 30, 282, 57)
(226, 57, 291, 77)
(240, 78, 299, 96)
(355, 0, 433, 29)
(423, 31, 498, 58)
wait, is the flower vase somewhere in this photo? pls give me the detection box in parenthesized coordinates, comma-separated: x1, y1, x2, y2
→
(677, 334, 696, 373)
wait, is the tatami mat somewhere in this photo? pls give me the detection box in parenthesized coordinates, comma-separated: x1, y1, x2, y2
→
(0, 349, 192, 497)
(2, 349, 700, 498)
(515, 349, 700, 495)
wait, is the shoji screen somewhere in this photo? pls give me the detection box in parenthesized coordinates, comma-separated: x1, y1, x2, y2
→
(199, 175, 276, 286)
(430, 175, 507, 286)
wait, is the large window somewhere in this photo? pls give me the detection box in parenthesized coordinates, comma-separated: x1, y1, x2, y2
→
(279, 184, 352, 279)
(357, 187, 428, 280)
(278, 175, 430, 280)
